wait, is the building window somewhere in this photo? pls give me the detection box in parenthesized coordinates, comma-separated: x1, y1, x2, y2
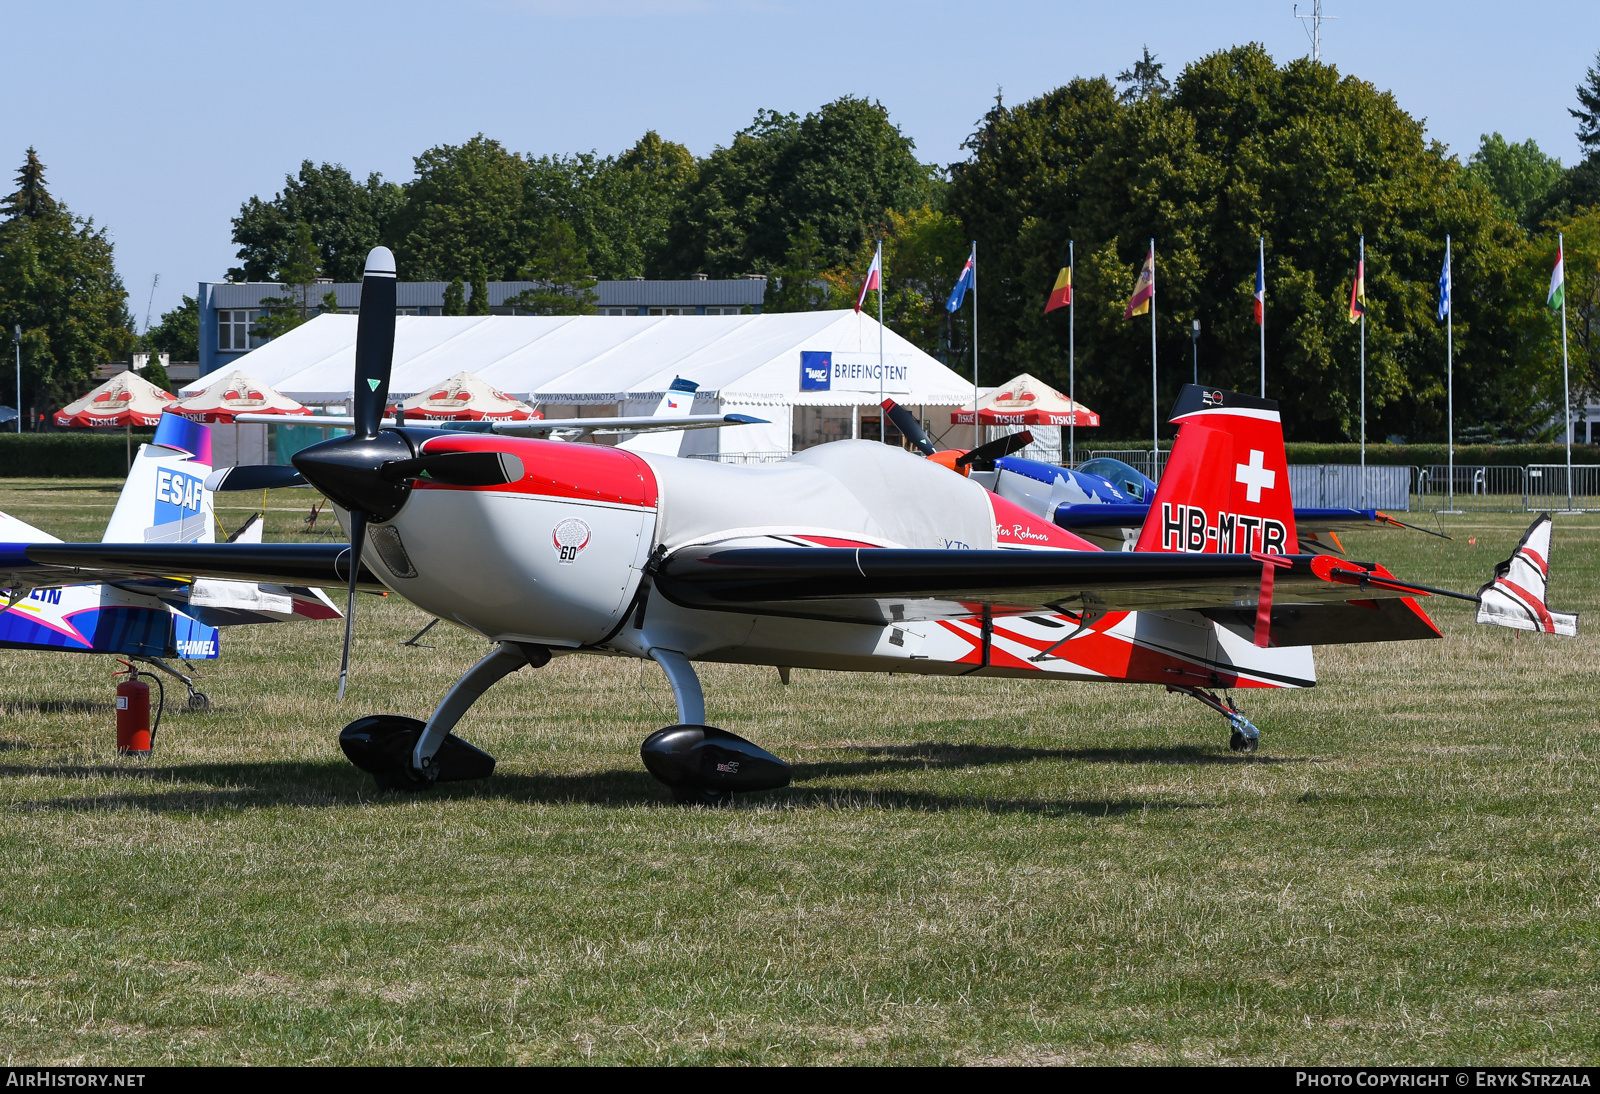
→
(217, 310, 262, 351)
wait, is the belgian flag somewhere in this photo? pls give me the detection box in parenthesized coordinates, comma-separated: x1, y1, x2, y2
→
(1044, 263, 1072, 314)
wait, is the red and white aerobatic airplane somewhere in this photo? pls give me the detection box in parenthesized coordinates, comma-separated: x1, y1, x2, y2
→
(4, 249, 1577, 802)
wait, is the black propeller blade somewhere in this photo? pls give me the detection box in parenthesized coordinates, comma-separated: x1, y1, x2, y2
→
(203, 465, 307, 492)
(338, 509, 366, 702)
(284, 246, 401, 702)
(379, 450, 525, 487)
(956, 430, 1034, 472)
(880, 399, 936, 456)
(352, 249, 398, 440)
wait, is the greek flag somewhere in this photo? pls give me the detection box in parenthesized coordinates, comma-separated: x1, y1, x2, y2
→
(1437, 248, 1450, 321)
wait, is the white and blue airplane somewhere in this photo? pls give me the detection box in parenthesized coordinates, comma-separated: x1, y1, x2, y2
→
(0, 414, 339, 707)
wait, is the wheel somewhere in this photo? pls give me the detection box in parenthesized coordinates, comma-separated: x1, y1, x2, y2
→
(671, 785, 733, 807)
(187, 692, 211, 713)
(1229, 729, 1249, 752)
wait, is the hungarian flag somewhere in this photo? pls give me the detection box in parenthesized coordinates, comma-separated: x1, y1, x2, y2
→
(1044, 262, 1072, 314)
(855, 243, 882, 313)
(1123, 247, 1154, 318)
(1548, 240, 1565, 311)
(1253, 252, 1265, 325)
(1348, 256, 1366, 324)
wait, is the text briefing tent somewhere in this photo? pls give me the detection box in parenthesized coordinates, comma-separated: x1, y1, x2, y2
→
(55, 371, 177, 428)
(187, 311, 976, 455)
(386, 371, 538, 421)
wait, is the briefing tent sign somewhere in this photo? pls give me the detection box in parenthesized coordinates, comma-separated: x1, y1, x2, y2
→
(799, 351, 913, 395)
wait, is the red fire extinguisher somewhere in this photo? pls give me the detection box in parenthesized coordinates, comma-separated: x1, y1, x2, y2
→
(114, 660, 164, 756)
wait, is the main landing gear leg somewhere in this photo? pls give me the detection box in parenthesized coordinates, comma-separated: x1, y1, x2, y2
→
(639, 649, 791, 806)
(1168, 685, 1261, 753)
(339, 641, 550, 790)
(133, 656, 210, 712)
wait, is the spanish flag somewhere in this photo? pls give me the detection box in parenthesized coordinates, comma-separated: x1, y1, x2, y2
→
(1124, 247, 1154, 319)
(1348, 254, 1366, 324)
(1044, 263, 1072, 314)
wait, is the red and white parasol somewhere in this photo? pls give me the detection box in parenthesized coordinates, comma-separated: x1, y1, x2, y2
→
(54, 371, 178, 428)
(950, 372, 1100, 427)
(386, 371, 539, 422)
(166, 369, 312, 423)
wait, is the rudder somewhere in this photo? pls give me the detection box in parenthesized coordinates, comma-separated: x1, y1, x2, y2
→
(1135, 385, 1297, 555)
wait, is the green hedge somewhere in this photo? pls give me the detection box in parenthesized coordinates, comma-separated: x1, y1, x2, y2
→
(0, 431, 156, 477)
(1080, 440, 1600, 466)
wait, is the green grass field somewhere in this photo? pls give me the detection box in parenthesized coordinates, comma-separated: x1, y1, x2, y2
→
(0, 479, 1597, 1065)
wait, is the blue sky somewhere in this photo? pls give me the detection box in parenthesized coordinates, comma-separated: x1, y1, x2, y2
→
(4, 1, 1598, 325)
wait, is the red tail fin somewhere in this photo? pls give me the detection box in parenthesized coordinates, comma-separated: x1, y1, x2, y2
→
(1135, 385, 1298, 555)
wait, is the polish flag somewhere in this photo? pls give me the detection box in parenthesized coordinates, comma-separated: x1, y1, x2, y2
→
(855, 245, 882, 313)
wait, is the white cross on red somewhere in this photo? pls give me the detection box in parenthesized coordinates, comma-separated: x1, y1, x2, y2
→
(1235, 449, 1275, 504)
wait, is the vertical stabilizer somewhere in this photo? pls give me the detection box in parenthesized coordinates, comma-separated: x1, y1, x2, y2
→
(1135, 385, 1297, 555)
(1476, 514, 1578, 635)
(619, 377, 699, 456)
(102, 420, 216, 545)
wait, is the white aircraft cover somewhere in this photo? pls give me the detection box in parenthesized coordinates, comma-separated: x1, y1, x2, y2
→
(168, 369, 311, 422)
(190, 311, 974, 410)
(638, 440, 996, 551)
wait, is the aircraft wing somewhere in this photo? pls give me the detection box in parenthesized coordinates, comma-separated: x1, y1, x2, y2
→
(653, 546, 1461, 635)
(233, 412, 768, 437)
(1050, 504, 1444, 554)
(1, 542, 385, 594)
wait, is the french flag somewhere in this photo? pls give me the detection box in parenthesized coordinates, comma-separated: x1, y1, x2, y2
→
(1253, 250, 1265, 326)
(855, 244, 882, 313)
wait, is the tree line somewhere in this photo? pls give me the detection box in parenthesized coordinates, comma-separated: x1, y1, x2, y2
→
(3, 44, 1599, 440)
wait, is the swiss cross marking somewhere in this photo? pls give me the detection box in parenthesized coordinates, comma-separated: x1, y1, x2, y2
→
(1235, 449, 1275, 503)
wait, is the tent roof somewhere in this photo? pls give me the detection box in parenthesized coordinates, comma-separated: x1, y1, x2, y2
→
(187, 312, 977, 407)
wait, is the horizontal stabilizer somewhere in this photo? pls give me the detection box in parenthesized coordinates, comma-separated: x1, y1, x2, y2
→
(1475, 514, 1578, 636)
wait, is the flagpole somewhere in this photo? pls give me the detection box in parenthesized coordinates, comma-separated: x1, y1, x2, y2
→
(1446, 234, 1454, 513)
(876, 240, 885, 441)
(1359, 234, 1366, 510)
(1561, 230, 1572, 510)
(971, 242, 979, 451)
(1068, 240, 1076, 467)
(1150, 238, 1158, 474)
(1259, 236, 1266, 398)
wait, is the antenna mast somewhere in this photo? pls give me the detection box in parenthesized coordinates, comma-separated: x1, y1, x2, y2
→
(1294, 1, 1336, 63)
(142, 272, 160, 334)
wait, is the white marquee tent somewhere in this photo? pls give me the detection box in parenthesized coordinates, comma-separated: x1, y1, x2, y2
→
(186, 311, 980, 458)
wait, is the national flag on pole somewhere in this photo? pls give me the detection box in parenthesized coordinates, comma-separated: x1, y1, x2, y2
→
(1548, 240, 1565, 311)
(1123, 247, 1154, 319)
(1437, 248, 1451, 321)
(945, 247, 976, 313)
(1044, 261, 1072, 313)
(1253, 251, 1265, 325)
(854, 244, 882, 313)
(1348, 255, 1366, 324)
